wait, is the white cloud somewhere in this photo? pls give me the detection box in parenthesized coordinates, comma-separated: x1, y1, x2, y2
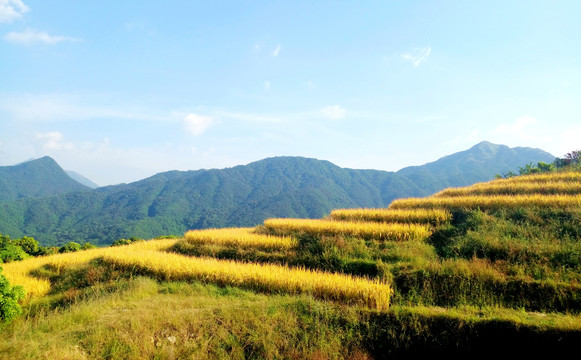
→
(401, 46, 431, 67)
(272, 44, 281, 57)
(321, 105, 347, 120)
(494, 116, 536, 135)
(264, 80, 271, 89)
(0, 0, 29, 23)
(36, 131, 74, 151)
(183, 114, 214, 136)
(4, 29, 79, 45)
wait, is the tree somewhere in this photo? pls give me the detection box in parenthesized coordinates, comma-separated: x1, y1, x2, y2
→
(59, 242, 81, 253)
(14, 236, 40, 256)
(0, 267, 25, 323)
(81, 242, 97, 250)
(536, 161, 554, 173)
(0, 234, 29, 263)
(554, 150, 581, 168)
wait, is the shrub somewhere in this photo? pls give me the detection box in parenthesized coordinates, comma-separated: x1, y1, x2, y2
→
(14, 236, 40, 256)
(59, 242, 82, 253)
(0, 267, 25, 323)
(81, 242, 97, 250)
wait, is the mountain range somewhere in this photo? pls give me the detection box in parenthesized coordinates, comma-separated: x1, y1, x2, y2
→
(0, 141, 555, 246)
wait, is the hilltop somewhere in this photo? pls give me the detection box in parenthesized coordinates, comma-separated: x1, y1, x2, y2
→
(0, 142, 555, 245)
(0, 157, 90, 203)
(1, 166, 581, 358)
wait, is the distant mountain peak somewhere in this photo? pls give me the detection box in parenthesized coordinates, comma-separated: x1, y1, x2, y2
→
(470, 141, 502, 151)
(0, 156, 91, 203)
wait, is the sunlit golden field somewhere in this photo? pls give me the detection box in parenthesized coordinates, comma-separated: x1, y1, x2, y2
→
(263, 218, 432, 241)
(329, 208, 452, 225)
(185, 227, 297, 250)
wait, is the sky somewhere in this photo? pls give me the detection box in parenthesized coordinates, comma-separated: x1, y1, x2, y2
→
(1, 1, 580, 186)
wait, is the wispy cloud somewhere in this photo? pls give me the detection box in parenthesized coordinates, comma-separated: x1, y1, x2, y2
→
(321, 105, 347, 120)
(4, 29, 80, 45)
(183, 114, 214, 136)
(401, 46, 431, 67)
(264, 80, 271, 89)
(494, 116, 536, 135)
(272, 44, 281, 57)
(0, 93, 174, 122)
(0, 0, 29, 23)
(36, 131, 74, 151)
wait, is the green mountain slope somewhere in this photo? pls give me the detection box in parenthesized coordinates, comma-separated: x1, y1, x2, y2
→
(0, 157, 90, 203)
(396, 141, 555, 194)
(0, 142, 555, 245)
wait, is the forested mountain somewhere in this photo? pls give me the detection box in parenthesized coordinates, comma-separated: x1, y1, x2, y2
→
(0, 142, 555, 245)
(394, 141, 556, 196)
(0, 156, 90, 203)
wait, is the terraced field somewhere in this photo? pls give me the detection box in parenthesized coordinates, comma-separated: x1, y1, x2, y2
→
(3, 171, 581, 358)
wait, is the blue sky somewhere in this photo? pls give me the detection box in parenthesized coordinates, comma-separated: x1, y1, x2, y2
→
(1, 1, 580, 186)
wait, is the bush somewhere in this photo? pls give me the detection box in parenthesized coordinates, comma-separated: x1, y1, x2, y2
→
(111, 237, 143, 247)
(81, 242, 97, 250)
(14, 236, 40, 256)
(0, 267, 25, 323)
(0, 234, 29, 263)
(59, 242, 82, 253)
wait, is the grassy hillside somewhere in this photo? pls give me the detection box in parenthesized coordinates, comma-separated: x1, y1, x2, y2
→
(0, 142, 555, 246)
(1, 168, 581, 358)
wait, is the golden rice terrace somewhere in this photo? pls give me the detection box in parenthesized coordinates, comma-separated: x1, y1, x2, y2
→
(2, 170, 581, 358)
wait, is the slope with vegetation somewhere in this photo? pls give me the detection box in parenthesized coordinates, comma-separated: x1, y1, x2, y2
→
(0, 157, 90, 203)
(0, 152, 580, 358)
(0, 142, 554, 246)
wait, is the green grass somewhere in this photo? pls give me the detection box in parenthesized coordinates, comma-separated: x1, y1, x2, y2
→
(3, 273, 581, 359)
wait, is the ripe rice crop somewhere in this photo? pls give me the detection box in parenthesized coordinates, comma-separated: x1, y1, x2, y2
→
(388, 194, 581, 211)
(497, 171, 581, 184)
(263, 218, 432, 242)
(434, 181, 581, 197)
(2, 239, 180, 299)
(1, 258, 52, 299)
(185, 227, 297, 250)
(329, 208, 452, 225)
(3, 237, 392, 309)
(101, 247, 392, 310)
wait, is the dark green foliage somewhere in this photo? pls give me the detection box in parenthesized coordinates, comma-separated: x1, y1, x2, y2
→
(0, 267, 25, 323)
(59, 242, 81, 253)
(111, 237, 143, 246)
(0, 144, 555, 246)
(81, 242, 97, 250)
(13, 236, 41, 256)
(0, 234, 29, 263)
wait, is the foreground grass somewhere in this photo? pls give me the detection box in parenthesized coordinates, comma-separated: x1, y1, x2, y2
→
(2, 275, 581, 360)
(0, 277, 368, 360)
